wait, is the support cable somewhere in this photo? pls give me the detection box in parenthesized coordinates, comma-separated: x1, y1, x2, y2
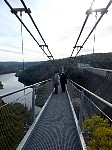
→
(20, 12, 25, 91)
(20, 12, 24, 70)
(73, 0, 112, 60)
(4, 0, 54, 61)
(20, 0, 54, 60)
(70, 0, 96, 59)
(70, 15, 89, 58)
(82, 10, 108, 47)
(93, 12, 97, 54)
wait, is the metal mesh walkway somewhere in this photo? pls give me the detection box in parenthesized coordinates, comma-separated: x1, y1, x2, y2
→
(17, 85, 86, 150)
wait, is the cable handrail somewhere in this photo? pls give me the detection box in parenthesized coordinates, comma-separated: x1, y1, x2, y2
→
(0, 79, 51, 99)
(69, 79, 112, 109)
(84, 94, 112, 122)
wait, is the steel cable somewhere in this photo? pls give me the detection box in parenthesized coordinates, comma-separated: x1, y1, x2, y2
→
(70, 0, 112, 61)
(4, 0, 54, 61)
(20, 0, 54, 60)
(70, 0, 96, 59)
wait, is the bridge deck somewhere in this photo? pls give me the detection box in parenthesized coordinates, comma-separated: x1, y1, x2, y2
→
(17, 85, 86, 150)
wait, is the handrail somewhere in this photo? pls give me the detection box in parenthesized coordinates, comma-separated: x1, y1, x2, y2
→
(0, 79, 51, 99)
(84, 67, 112, 73)
(66, 87, 87, 150)
(69, 79, 112, 109)
(16, 89, 54, 150)
(84, 94, 112, 122)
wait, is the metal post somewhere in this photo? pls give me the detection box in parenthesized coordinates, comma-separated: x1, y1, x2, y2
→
(79, 89, 84, 130)
(32, 86, 35, 123)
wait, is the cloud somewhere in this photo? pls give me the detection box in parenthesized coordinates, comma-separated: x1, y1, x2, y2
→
(0, 0, 112, 61)
(0, 49, 21, 54)
(58, 27, 81, 41)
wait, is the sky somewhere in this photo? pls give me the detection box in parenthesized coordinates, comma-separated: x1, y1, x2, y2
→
(0, 0, 112, 62)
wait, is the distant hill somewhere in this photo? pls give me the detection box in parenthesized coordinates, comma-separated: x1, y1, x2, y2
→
(0, 61, 42, 75)
(17, 53, 112, 85)
(0, 64, 16, 74)
(76, 53, 112, 69)
(17, 58, 85, 85)
(0, 61, 42, 70)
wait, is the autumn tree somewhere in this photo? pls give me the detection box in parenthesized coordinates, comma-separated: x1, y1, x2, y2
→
(82, 115, 112, 150)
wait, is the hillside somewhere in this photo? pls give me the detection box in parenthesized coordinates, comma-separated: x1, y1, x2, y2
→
(17, 58, 85, 85)
(0, 61, 42, 75)
(17, 53, 112, 85)
(76, 52, 112, 69)
(0, 64, 16, 74)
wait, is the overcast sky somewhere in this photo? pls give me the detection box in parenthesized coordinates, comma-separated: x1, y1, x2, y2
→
(0, 0, 112, 62)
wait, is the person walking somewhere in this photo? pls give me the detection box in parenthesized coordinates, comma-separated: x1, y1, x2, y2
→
(60, 72, 67, 92)
(53, 71, 60, 94)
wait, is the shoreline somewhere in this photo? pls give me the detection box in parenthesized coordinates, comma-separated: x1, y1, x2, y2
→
(0, 81, 3, 89)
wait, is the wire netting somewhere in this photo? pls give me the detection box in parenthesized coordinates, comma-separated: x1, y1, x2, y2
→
(67, 80, 112, 123)
(35, 80, 53, 107)
(0, 91, 32, 150)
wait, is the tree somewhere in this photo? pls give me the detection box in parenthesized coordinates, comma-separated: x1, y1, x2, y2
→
(0, 102, 32, 149)
(82, 115, 112, 150)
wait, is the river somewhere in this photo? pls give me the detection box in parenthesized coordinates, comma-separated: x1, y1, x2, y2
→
(0, 73, 41, 117)
(0, 73, 41, 113)
(0, 73, 32, 104)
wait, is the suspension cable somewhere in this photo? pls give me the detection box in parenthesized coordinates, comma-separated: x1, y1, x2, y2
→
(70, 15, 89, 58)
(73, 0, 112, 60)
(4, 0, 54, 61)
(70, 0, 96, 59)
(20, 12, 26, 91)
(82, 11, 107, 47)
(93, 12, 97, 54)
(20, 12, 24, 68)
(20, 0, 54, 60)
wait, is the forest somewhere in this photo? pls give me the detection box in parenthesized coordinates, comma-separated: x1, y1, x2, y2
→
(16, 53, 112, 86)
(0, 99, 32, 149)
(1, 52, 112, 77)
(1, 53, 112, 149)
(0, 61, 41, 75)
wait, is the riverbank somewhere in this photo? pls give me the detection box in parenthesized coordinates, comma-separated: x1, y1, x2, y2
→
(0, 73, 25, 103)
(0, 81, 3, 89)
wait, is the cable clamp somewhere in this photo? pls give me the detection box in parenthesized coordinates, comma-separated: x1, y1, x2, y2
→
(86, 8, 92, 15)
(39, 45, 48, 48)
(73, 46, 83, 49)
(86, 8, 108, 15)
(11, 8, 31, 14)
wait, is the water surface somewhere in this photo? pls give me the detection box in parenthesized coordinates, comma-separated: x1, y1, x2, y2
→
(0, 73, 32, 104)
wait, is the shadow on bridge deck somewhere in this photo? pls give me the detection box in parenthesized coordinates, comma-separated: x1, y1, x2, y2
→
(17, 85, 86, 150)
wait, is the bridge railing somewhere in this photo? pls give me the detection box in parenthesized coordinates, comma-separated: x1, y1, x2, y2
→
(0, 79, 53, 150)
(67, 79, 112, 129)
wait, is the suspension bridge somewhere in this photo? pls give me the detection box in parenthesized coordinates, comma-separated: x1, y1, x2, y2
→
(1, 0, 112, 150)
(1, 71, 112, 150)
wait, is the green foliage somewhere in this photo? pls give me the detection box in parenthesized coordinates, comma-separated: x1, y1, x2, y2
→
(0, 61, 41, 75)
(76, 53, 112, 69)
(0, 99, 5, 106)
(82, 115, 112, 150)
(0, 64, 16, 74)
(17, 53, 112, 86)
(0, 102, 32, 149)
(18, 58, 85, 86)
